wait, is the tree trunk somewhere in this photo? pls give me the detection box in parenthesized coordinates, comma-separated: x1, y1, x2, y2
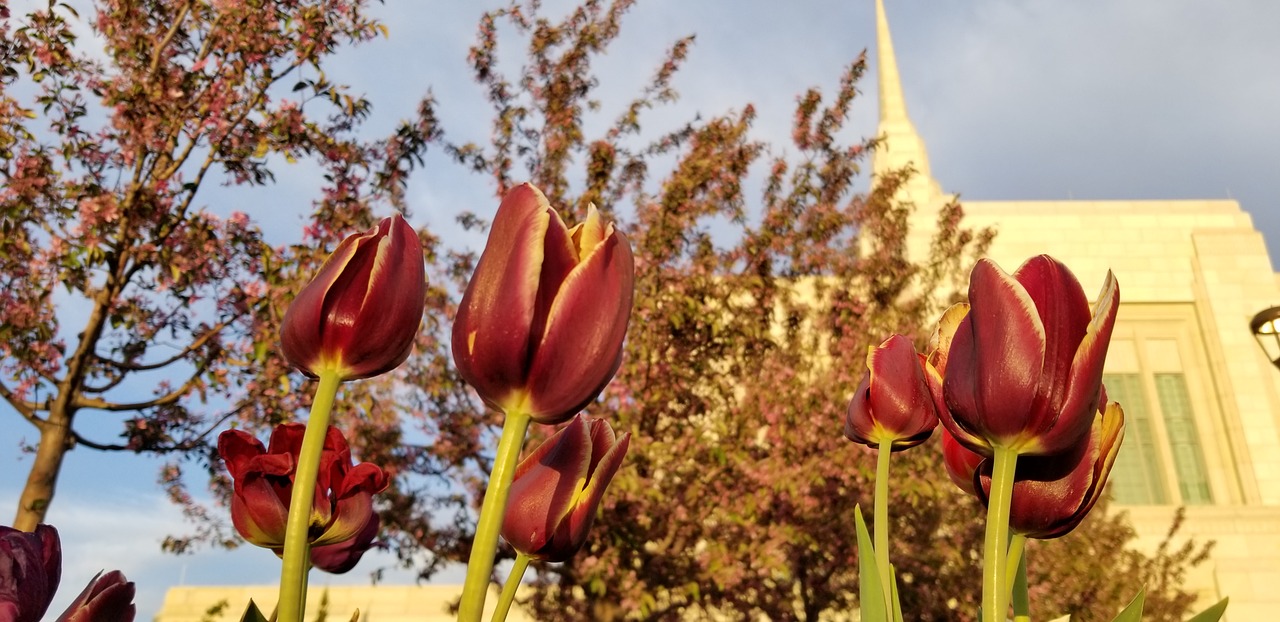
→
(13, 408, 75, 531)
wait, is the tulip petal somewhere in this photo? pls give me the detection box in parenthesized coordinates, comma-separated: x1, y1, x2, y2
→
(551, 432, 631, 562)
(1039, 271, 1120, 455)
(1069, 400, 1126, 532)
(55, 570, 136, 622)
(281, 233, 364, 375)
(1014, 256, 1092, 438)
(333, 215, 426, 379)
(940, 428, 985, 497)
(947, 258, 1046, 448)
(865, 336, 936, 444)
(528, 207, 577, 360)
(217, 430, 268, 481)
(452, 184, 553, 410)
(584, 416, 618, 474)
(525, 222, 635, 422)
(312, 513, 380, 575)
(843, 371, 877, 444)
(230, 476, 290, 548)
(570, 204, 607, 259)
(937, 314, 995, 455)
(1003, 441, 1094, 538)
(926, 303, 969, 374)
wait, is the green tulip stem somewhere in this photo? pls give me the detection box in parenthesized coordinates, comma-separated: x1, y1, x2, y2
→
(1008, 534, 1030, 622)
(1004, 533, 1025, 594)
(277, 369, 342, 622)
(982, 445, 1019, 622)
(874, 438, 894, 612)
(491, 553, 531, 622)
(458, 408, 533, 622)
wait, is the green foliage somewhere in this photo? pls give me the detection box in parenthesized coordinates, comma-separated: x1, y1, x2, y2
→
(856, 505, 889, 622)
(1112, 589, 1146, 622)
(237, 600, 269, 622)
(1185, 597, 1228, 622)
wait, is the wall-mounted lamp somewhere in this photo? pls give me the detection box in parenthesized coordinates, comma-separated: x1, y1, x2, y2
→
(1250, 306, 1280, 370)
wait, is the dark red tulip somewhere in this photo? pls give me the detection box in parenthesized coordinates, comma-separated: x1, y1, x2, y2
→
(218, 424, 388, 553)
(54, 570, 136, 622)
(845, 334, 939, 451)
(502, 415, 631, 562)
(452, 183, 635, 424)
(940, 255, 1119, 457)
(281, 214, 426, 381)
(977, 399, 1126, 539)
(0, 524, 60, 622)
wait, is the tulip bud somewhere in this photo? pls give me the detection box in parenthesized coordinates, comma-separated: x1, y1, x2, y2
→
(452, 183, 635, 424)
(844, 334, 939, 451)
(281, 214, 426, 381)
(940, 255, 1119, 457)
(0, 524, 60, 622)
(502, 415, 631, 562)
(54, 570, 136, 622)
(976, 398, 1126, 539)
(310, 513, 380, 575)
(218, 424, 389, 553)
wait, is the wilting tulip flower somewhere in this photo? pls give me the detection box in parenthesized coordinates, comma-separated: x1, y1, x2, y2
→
(452, 183, 635, 424)
(977, 399, 1125, 539)
(218, 423, 389, 553)
(0, 524, 60, 622)
(845, 334, 939, 451)
(940, 255, 1119, 457)
(55, 570, 136, 622)
(502, 415, 631, 562)
(281, 214, 426, 381)
(311, 513, 380, 574)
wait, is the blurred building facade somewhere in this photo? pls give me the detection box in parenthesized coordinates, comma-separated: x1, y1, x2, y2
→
(872, 0, 1280, 619)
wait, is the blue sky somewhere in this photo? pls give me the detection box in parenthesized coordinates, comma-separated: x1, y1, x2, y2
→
(3, 0, 1279, 617)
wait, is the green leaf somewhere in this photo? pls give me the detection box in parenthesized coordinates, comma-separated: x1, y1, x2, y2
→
(1110, 588, 1146, 622)
(888, 562, 904, 622)
(1185, 597, 1228, 622)
(855, 504, 888, 622)
(238, 600, 270, 622)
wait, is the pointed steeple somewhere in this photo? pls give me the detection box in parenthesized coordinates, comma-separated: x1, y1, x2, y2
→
(872, 0, 942, 202)
(875, 0, 910, 125)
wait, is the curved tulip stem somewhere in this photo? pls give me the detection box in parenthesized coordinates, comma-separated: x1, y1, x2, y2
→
(277, 369, 342, 622)
(982, 446, 1018, 622)
(491, 553, 532, 622)
(1008, 534, 1030, 622)
(458, 408, 533, 622)
(874, 439, 894, 612)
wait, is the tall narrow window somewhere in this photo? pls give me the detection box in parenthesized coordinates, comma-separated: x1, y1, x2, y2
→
(1155, 374, 1213, 504)
(1103, 373, 1168, 504)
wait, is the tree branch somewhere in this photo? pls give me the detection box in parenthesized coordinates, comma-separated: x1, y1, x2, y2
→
(73, 361, 207, 412)
(0, 378, 46, 426)
(71, 402, 247, 453)
(95, 317, 234, 372)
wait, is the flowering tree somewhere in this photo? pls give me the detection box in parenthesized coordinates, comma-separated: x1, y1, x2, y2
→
(0, 0, 443, 533)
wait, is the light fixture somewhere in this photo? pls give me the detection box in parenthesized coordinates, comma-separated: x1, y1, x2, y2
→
(1250, 306, 1280, 370)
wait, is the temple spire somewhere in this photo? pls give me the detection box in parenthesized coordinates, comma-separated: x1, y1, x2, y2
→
(872, 0, 941, 202)
(875, 0, 910, 124)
